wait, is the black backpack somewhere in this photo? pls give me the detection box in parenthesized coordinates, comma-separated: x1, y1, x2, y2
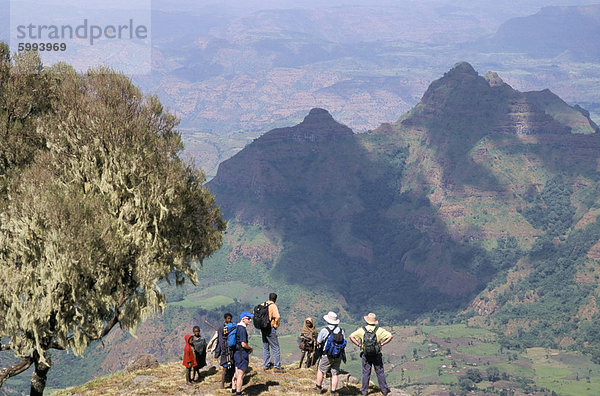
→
(362, 326, 380, 357)
(253, 302, 272, 330)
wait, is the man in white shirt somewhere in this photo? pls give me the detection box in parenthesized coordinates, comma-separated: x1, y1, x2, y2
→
(314, 311, 346, 394)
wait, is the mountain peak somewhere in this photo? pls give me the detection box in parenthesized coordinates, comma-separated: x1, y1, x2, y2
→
(401, 63, 587, 136)
(301, 107, 336, 125)
(448, 61, 477, 76)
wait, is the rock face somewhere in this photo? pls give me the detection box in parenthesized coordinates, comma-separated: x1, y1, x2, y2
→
(404, 61, 588, 136)
(125, 354, 159, 373)
(208, 107, 360, 224)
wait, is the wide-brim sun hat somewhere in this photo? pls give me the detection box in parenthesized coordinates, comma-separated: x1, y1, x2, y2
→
(323, 311, 340, 325)
(364, 312, 379, 325)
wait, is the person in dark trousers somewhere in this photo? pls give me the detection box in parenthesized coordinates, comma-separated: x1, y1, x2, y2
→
(349, 313, 394, 396)
(182, 334, 197, 386)
(233, 312, 254, 396)
(214, 313, 235, 389)
(191, 325, 207, 382)
(261, 292, 283, 372)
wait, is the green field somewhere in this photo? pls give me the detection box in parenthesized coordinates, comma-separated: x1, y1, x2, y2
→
(527, 348, 600, 396)
(167, 281, 270, 309)
(325, 324, 600, 395)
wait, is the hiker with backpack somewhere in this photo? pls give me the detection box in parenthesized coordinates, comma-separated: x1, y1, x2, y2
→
(233, 312, 254, 396)
(191, 325, 207, 382)
(214, 313, 236, 389)
(349, 313, 394, 396)
(314, 311, 346, 394)
(182, 334, 197, 385)
(254, 292, 283, 372)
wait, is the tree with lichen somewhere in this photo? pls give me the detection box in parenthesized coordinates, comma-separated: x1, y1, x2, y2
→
(0, 46, 226, 395)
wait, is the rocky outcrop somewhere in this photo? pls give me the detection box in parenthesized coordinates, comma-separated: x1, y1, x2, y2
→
(58, 357, 409, 395)
(402, 61, 592, 136)
(259, 108, 354, 142)
(125, 354, 159, 373)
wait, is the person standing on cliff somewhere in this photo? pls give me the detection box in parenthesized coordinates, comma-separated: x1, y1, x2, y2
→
(232, 312, 254, 396)
(256, 292, 283, 372)
(298, 317, 318, 368)
(182, 334, 197, 386)
(349, 313, 393, 396)
(314, 311, 346, 394)
(214, 313, 235, 388)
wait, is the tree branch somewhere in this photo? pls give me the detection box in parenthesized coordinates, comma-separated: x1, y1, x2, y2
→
(96, 293, 129, 340)
(48, 294, 130, 351)
(99, 313, 120, 339)
(0, 357, 33, 389)
(48, 342, 65, 351)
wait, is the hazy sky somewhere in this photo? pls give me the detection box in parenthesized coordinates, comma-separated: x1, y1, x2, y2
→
(1, 0, 595, 42)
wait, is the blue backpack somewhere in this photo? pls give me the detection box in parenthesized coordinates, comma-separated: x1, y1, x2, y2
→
(323, 326, 346, 358)
(224, 323, 238, 348)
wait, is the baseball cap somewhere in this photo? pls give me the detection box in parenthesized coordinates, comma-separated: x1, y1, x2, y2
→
(240, 311, 254, 320)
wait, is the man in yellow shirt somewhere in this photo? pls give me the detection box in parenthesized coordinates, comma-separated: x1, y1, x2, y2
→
(349, 313, 393, 396)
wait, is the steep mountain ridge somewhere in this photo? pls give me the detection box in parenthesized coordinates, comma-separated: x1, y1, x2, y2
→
(403, 61, 586, 137)
(208, 62, 600, 359)
(208, 107, 359, 226)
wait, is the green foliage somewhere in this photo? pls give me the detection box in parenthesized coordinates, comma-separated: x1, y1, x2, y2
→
(465, 368, 482, 383)
(521, 176, 576, 237)
(0, 48, 225, 392)
(458, 376, 475, 391)
(486, 366, 500, 382)
(491, 219, 600, 354)
(0, 45, 52, 201)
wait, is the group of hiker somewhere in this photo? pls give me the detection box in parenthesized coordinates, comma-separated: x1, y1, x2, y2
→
(183, 292, 394, 395)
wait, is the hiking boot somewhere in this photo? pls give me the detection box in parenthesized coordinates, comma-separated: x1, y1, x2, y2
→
(314, 385, 325, 394)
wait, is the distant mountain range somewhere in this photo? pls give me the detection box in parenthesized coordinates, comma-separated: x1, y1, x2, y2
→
(486, 4, 600, 61)
(125, 3, 600, 178)
(209, 61, 600, 360)
(2, 2, 599, 181)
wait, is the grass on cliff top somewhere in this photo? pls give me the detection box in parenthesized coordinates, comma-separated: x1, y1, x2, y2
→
(47, 323, 600, 396)
(50, 356, 389, 396)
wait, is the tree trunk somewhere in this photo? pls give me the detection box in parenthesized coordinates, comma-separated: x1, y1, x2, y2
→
(30, 351, 51, 396)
